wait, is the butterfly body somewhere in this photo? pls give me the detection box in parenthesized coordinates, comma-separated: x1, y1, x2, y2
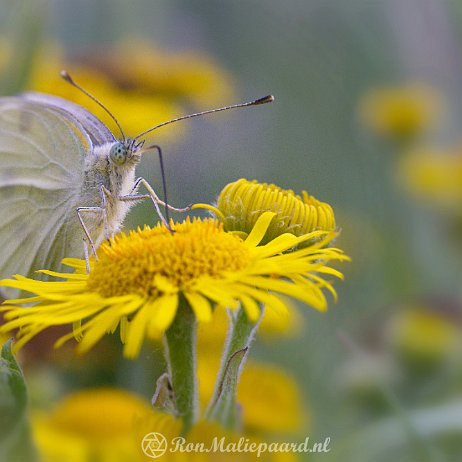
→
(81, 140, 141, 242)
(0, 93, 141, 286)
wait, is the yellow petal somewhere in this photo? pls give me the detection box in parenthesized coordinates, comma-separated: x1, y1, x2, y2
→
(184, 291, 212, 322)
(147, 294, 178, 337)
(244, 212, 275, 247)
(239, 294, 261, 322)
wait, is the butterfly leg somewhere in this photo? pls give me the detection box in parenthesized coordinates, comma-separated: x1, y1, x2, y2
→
(76, 185, 113, 259)
(99, 185, 111, 242)
(118, 185, 169, 230)
(83, 239, 90, 274)
(76, 206, 100, 260)
(119, 178, 190, 230)
(127, 177, 191, 212)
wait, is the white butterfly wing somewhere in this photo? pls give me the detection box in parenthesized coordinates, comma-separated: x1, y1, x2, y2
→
(22, 92, 115, 146)
(0, 95, 114, 293)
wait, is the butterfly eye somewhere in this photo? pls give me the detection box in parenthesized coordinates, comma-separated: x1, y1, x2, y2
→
(109, 143, 129, 166)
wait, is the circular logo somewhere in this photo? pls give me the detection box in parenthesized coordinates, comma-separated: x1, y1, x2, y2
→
(141, 432, 168, 458)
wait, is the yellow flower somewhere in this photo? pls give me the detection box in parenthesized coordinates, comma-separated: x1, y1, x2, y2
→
(198, 352, 306, 434)
(385, 306, 462, 365)
(0, 332, 9, 347)
(113, 40, 235, 107)
(398, 145, 462, 210)
(33, 388, 159, 462)
(198, 178, 336, 244)
(197, 297, 303, 347)
(236, 361, 306, 434)
(23, 41, 234, 140)
(358, 83, 443, 141)
(256, 297, 305, 337)
(34, 388, 298, 462)
(0, 214, 347, 358)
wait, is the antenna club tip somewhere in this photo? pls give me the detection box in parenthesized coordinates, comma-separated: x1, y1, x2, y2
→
(254, 95, 275, 105)
(60, 70, 73, 83)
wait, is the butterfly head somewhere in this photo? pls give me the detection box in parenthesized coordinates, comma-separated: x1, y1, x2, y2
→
(109, 139, 144, 166)
(109, 142, 128, 166)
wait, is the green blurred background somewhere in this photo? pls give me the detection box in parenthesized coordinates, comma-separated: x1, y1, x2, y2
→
(2, 0, 462, 461)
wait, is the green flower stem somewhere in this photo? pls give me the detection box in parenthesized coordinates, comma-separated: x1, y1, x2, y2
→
(205, 306, 262, 426)
(226, 307, 259, 360)
(164, 297, 197, 435)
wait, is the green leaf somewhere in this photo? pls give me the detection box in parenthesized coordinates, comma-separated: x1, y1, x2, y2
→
(0, 339, 37, 462)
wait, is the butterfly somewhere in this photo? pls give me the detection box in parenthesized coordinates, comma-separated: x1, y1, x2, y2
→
(0, 71, 273, 295)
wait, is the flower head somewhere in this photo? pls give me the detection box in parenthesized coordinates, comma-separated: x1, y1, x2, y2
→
(358, 83, 443, 141)
(33, 388, 180, 462)
(200, 178, 336, 244)
(398, 145, 462, 211)
(385, 305, 462, 365)
(1, 213, 347, 358)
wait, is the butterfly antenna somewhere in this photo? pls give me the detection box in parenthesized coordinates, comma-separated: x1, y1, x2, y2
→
(60, 70, 126, 141)
(134, 94, 274, 142)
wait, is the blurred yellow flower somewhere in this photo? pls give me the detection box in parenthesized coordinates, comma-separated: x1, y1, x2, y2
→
(398, 145, 462, 210)
(113, 41, 234, 107)
(257, 299, 305, 337)
(34, 388, 298, 462)
(198, 353, 306, 434)
(20, 41, 234, 140)
(0, 331, 9, 347)
(237, 362, 306, 434)
(385, 306, 461, 365)
(359, 83, 443, 141)
(34, 388, 157, 462)
(197, 298, 303, 347)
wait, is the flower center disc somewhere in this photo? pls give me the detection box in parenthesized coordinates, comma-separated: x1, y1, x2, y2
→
(87, 218, 251, 297)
